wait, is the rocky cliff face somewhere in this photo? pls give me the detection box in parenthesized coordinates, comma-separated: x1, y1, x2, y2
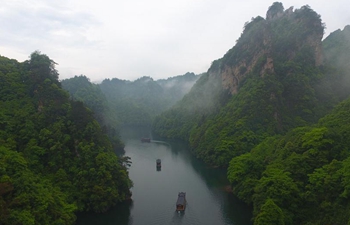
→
(152, 3, 332, 158)
(212, 3, 324, 95)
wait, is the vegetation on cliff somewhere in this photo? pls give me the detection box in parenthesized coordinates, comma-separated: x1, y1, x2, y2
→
(0, 52, 132, 224)
(228, 97, 350, 224)
(61, 75, 124, 151)
(152, 3, 350, 167)
(152, 2, 350, 224)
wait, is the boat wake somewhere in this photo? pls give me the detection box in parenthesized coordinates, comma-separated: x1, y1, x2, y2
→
(150, 140, 171, 146)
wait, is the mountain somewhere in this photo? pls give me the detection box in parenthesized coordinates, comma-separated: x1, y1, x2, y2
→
(61, 76, 124, 151)
(100, 73, 200, 126)
(152, 2, 350, 167)
(61, 75, 111, 126)
(323, 25, 350, 70)
(0, 52, 132, 224)
(322, 25, 350, 100)
(156, 72, 201, 105)
(62, 72, 200, 127)
(153, 2, 350, 224)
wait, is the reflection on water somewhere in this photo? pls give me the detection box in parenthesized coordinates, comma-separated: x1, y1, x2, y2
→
(77, 200, 133, 225)
(76, 126, 252, 225)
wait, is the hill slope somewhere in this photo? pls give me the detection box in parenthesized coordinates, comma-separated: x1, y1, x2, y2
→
(227, 96, 350, 224)
(0, 52, 132, 224)
(62, 72, 200, 127)
(153, 3, 350, 167)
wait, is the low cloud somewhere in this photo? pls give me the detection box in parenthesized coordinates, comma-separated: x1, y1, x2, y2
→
(0, 0, 349, 81)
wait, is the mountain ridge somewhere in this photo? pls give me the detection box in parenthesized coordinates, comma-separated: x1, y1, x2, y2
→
(62, 72, 200, 127)
(152, 2, 350, 166)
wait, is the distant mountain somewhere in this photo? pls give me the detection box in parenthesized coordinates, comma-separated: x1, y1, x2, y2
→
(157, 72, 201, 105)
(322, 25, 350, 100)
(63, 72, 200, 127)
(323, 25, 350, 70)
(61, 75, 112, 127)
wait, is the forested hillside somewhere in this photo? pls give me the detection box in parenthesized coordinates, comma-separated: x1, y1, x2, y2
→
(61, 75, 114, 127)
(62, 72, 199, 126)
(152, 2, 350, 224)
(0, 52, 132, 225)
(61, 76, 124, 151)
(227, 97, 350, 224)
(153, 3, 350, 166)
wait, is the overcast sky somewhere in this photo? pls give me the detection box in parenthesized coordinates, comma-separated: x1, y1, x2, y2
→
(0, 0, 349, 82)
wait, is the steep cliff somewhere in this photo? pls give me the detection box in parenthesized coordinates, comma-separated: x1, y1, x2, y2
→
(217, 3, 324, 95)
(227, 28, 350, 224)
(151, 3, 350, 224)
(152, 2, 349, 167)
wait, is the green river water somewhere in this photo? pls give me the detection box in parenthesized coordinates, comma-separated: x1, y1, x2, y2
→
(77, 127, 252, 225)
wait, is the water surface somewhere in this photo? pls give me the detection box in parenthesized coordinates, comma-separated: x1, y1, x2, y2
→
(77, 127, 252, 225)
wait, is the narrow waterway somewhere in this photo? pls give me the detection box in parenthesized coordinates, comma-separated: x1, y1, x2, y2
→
(77, 127, 252, 225)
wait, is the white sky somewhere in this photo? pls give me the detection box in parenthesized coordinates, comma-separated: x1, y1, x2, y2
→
(0, 0, 349, 82)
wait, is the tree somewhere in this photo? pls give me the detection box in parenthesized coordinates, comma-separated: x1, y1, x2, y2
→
(254, 199, 285, 225)
(266, 2, 284, 20)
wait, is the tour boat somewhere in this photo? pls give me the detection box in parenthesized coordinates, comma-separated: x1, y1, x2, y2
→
(156, 159, 161, 168)
(176, 192, 186, 212)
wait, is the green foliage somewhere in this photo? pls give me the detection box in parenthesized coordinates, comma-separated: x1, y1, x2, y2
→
(151, 3, 350, 224)
(227, 137, 278, 203)
(0, 146, 77, 225)
(228, 98, 350, 224)
(151, 2, 348, 169)
(267, 2, 284, 17)
(61, 75, 124, 151)
(0, 52, 132, 224)
(62, 76, 111, 124)
(25, 50, 59, 83)
(225, 16, 266, 68)
(254, 199, 285, 225)
(153, 71, 229, 142)
(228, 153, 259, 203)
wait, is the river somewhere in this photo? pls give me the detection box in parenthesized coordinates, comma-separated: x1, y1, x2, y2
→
(76, 127, 252, 225)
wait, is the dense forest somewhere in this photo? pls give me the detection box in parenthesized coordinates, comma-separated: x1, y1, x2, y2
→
(0, 52, 132, 224)
(62, 72, 199, 127)
(2, 1, 350, 225)
(228, 96, 350, 224)
(153, 2, 350, 224)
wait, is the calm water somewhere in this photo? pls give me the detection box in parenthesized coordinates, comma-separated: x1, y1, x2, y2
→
(77, 127, 252, 225)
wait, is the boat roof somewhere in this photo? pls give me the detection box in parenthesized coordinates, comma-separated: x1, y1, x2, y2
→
(176, 192, 186, 205)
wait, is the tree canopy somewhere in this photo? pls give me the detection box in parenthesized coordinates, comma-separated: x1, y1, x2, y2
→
(0, 52, 132, 224)
(152, 3, 350, 224)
